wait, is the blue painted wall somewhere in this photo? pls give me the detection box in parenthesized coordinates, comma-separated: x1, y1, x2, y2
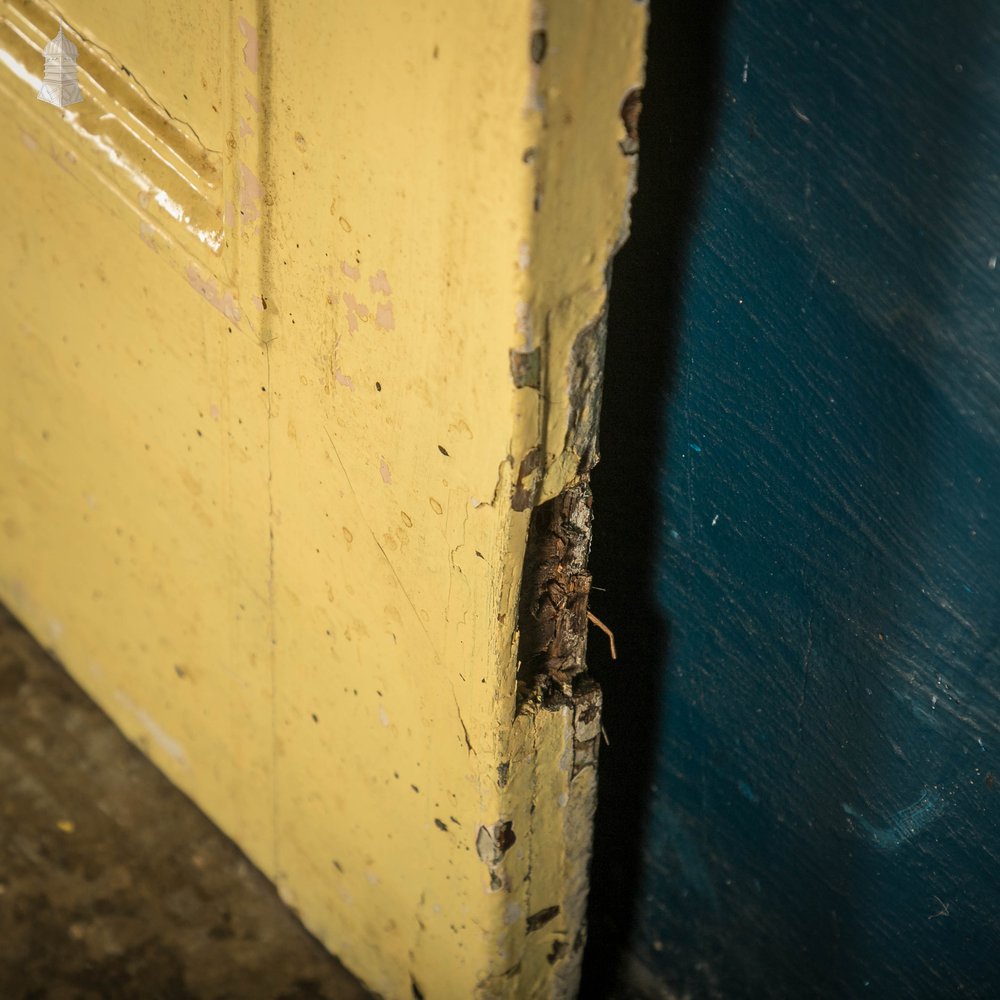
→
(585, 2, 1000, 997)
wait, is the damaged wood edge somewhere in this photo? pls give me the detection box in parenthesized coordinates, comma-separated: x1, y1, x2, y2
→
(497, 37, 638, 998)
(482, 1, 646, 994)
(499, 309, 606, 997)
(515, 479, 595, 694)
(484, 677, 602, 998)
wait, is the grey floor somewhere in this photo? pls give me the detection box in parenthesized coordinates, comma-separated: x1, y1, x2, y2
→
(0, 605, 372, 1000)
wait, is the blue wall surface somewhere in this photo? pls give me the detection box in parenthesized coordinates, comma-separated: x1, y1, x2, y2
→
(585, 2, 1000, 997)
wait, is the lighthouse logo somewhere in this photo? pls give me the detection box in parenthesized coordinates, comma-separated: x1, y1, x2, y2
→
(37, 24, 82, 108)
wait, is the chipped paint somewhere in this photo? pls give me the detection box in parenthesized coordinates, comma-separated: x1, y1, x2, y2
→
(374, 301, 394, 330)
(239, 161, 265, 224)
(185, 264, 241, 323)
(238, 15, 258, 74)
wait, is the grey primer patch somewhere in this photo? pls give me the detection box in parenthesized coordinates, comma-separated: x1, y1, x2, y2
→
(510, 347, 542, 390)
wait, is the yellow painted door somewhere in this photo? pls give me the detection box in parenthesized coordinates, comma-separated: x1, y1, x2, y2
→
(0, 2, 645, 996)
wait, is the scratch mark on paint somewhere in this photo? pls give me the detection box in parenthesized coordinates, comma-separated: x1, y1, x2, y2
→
(323, 429, 439, 664)
(340, 260, 361, 281)
(369, 270, 392, 295)
(842, 788, 943, 850)
(244, 89, 261, 114)
(115, 690, 189, 767)
(334, 370, 355, 391)
(380, 458, 392, 484)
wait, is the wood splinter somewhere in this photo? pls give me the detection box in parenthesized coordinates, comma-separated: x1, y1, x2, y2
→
(587, 611, 617, 660)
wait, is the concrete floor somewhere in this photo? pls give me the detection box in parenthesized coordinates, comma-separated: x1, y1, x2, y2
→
(0, 605, 372, 1000)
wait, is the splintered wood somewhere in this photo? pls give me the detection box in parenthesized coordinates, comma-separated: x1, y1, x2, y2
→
(517, 478, 595, 691)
